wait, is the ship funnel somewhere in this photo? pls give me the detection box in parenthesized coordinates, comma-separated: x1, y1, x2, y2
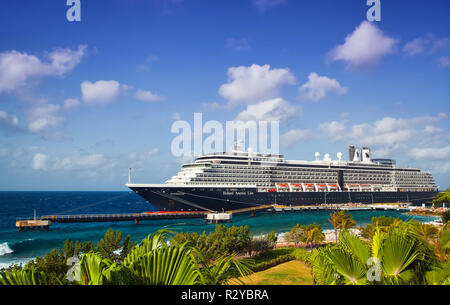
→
(349, 146, 355, 161)
(362, 147, 371, 163)
(353, 148, 361, 162)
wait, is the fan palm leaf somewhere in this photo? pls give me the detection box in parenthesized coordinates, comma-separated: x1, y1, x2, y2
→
(309, 246, 343, 285)
(125, 243, 201, 285)
(195, 250, 253, 285)
(440, 229, 450, 255)
(379, 229, 423, 284)
(0, 269, 49, 285)
(322, 247, 367, 285)
(338, 230, 370, 267)
(123, 229, 172, 265)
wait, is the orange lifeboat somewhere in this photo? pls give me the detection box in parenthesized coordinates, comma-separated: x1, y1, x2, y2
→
(268, 188, 277, 192)
(277, 183, 288, 187)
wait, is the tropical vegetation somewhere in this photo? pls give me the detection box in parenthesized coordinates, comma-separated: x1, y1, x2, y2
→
(283, 223, 325, 248)
(0, 229, 253, 285)
(328, 210, 356, 243)
(309, 219, 450, 285)
(1, 212, 449, 286)
(433, 188, 450, 206)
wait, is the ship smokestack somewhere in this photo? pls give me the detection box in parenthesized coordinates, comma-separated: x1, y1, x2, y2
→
(362, 147, 371, 163)
(353, 148, 361, 162)
(349, 146, 356, 161)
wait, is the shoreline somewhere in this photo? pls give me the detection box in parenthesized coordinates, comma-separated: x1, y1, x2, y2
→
(0, 210, 443, 269)
(406, 208, 446, 217)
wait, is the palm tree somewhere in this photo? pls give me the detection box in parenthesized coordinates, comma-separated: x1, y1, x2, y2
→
(328, 211, 356, 243)
(304, 226, 325, 248)
(74, 229, 252, 285)
(432, 189, 450, 206)
(436, 229, 450, 261)
(310, 226, 444, 285)
(413, 223, 439, 243)
(195, 251, 253, 285)
(0, 269, 50, 285)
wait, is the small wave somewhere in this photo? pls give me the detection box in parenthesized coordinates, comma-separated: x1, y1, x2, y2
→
(0, 242, 13, 256)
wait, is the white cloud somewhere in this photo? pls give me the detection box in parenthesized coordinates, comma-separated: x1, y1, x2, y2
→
(54, 153, 105, 171)
(318, 121, 347, 142)
(408, 146, 450, 161)
(299, 72, 348, 101)
(225, 38, 250, 51)
(63, 98, 80, 110)
(219, 64, 296, 106)
(403, 34, 449, 56)
(0, 148, 7, 157)
(81, 80, 122, 104)
(202, 102, 220, 111)
(403, 36, 430, 56)
(235, 98, 299, 122)
(138, 55, 159, 72)
(431, 38, 449, 53)
(280, 129, 311, 148)
(0, 45, 86, 93)
(251, 0, 286, 12)
(172, 112, 181, 120)
(438, 56, 450, 68)
(149, 148, 159, 156)
(134, 89, 165, 102)
(328, 21, 397, 70)
(0, 110, 20, 130)
(32, 153, 48, 170)
(27, 103, 64, 133)
(41, 132, 73, 142)
(319, 113, 448, 148)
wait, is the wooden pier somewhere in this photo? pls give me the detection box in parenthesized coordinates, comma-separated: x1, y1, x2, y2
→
(15, 211, 208, 230)
(15, 202, 412, 231)
(16, 219, 51, 231)
(41, 211, 208, 224)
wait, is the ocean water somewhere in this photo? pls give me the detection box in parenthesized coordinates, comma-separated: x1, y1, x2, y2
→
(0, 191, 440, 268)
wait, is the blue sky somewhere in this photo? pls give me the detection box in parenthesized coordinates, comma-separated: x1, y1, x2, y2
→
(0, 0, 449, 190)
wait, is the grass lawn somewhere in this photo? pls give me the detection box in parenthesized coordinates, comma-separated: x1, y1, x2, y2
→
(230, 260, 313, 285)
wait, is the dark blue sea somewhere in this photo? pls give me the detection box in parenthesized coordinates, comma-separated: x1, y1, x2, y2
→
(0, 191, 440, 268)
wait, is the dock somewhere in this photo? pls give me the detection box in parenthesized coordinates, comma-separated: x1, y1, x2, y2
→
(268, 203, 411, 213)
(15, 202, 412, 231)
(16, 219, 51, 231)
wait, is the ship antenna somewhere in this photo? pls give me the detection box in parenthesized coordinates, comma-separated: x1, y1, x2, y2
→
(128, 168, 132, 184)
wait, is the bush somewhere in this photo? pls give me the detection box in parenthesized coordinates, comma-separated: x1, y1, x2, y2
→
(251, 247, 311, 272)
(442, 210, 450, 224)
(170, 225, 252, 261)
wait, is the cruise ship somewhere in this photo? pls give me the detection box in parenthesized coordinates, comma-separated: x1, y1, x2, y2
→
(126, 145, 438, 212)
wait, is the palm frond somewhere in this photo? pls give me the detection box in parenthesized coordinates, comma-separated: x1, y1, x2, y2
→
(0, 269, 49, 285)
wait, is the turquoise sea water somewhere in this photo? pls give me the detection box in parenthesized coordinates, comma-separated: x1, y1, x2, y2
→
(0, 191, 440, 268)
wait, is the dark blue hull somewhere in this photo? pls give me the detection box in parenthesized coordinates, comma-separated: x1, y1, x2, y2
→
(129, 186, 437, 212)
